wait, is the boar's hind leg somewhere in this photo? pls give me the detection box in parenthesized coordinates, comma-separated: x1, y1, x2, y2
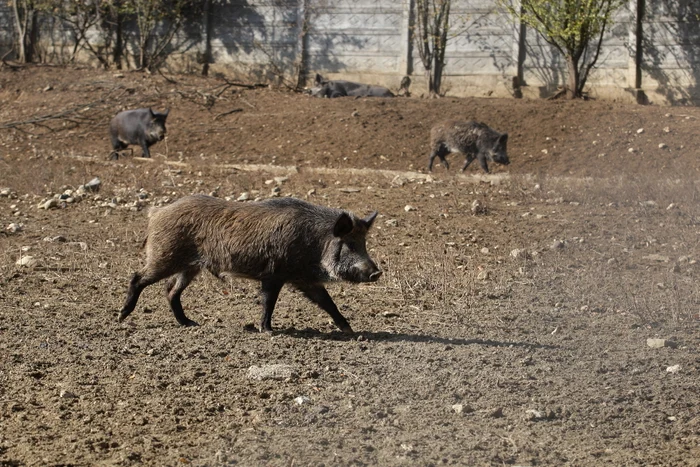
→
(296, 284, 353, 334)
(165, 267, 201, 326)
(259, 280, 284, 332)
(428, 144, 450, 171)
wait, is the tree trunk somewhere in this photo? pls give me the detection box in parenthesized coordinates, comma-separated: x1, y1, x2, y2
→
(566, 55, 580, 99)
(25, 9, 38, 63)
(12, 0, 26, 62)
(113, 3, 123, 70)
(201, 0, 213, 76)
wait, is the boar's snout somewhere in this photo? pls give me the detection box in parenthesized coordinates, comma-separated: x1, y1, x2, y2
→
(348, 260, 382, 283)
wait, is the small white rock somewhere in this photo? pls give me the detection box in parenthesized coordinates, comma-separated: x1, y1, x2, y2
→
(666, 365, 681, 374)
(637, 128, 644, 134)
(237, 192, 250, 201)
(16, 256, 36, 267)
(404, 205, 416, 212)
(659, 143, 668, 149)
(294, 396, 310, 405)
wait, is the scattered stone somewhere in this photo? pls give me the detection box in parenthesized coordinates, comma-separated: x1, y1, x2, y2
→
(274, 176, 288, 184)
(510, 248, 529, 260)
(84, 177, 101, 193)
(270, 186, 281, 197)
(671, 264, 681, 273)
(385, 219, 398, 227)
(351, 110, 359, 117)
(477, 270, 490, 281)
(525, 409, 547, 421)
(0, 188, 12, 197)
(382, 311, 399, 318)
(59, 390, 77, 399)
(16, 256, 37, 267)
(480, 247, 489, 255)
(551, 239, 565, 250)
(471, 199, 486, 215)
(659, 143, 668, 149)
(6, 223, 22, 233)
(39, 199, 59, 210)
(247, 364, 297, 381)
(636, 128, 644, 134)
(338, 187, 361, 193)
(640, 200, 657, 207)
(307, 188, 316, 196)
(628, 148, 635, 153)
(666, 364, 681, 374)
(237, 192, 250, 201)
(646, 338, 676, 349)
(488, 407, 503, 418)
(294, 395, 310, 405)
(666, 203, 676, 210)
(404, 205, 416, 212)
(642, 254, 670, 263)
(264, 179, 275, 185)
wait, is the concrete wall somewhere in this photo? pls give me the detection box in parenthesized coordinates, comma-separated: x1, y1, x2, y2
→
(0, 0, 698, 105)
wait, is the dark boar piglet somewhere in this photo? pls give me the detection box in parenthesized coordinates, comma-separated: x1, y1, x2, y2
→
(428, 120, 509, 173)
(118, 196, 382, 334)
(309, 73, 394, 98)
(109, 108, 169, 159)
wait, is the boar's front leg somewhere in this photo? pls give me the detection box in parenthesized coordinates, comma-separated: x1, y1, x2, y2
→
(139, 139, 151, 158)
(296, 284, 353, 334)
(259, 280, 284, 332)
(476, 153, 490, 173)
(461, 153, 476, 172)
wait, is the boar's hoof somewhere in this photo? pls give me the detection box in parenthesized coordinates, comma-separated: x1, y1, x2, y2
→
(178, 319, 199, 327)
(340, 325, 354, 335)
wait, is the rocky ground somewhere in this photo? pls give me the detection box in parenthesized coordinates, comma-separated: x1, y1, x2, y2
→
(0, 67, 699, 466)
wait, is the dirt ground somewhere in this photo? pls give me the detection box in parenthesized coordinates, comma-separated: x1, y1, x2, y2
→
(1, 67, 699, 466)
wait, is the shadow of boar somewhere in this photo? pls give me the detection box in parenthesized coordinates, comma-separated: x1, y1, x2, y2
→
(428, 120, 509, 173)
(118, 196, 382, 333)
(109, 108, 169, 159)
(309, 73, 394, 98)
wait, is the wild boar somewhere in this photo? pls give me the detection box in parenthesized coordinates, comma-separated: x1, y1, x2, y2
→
(309, 73, 394, 98)
(118, 195, 382, 334)
(428, 120, 509, 173)
(109, 108, 169, 159)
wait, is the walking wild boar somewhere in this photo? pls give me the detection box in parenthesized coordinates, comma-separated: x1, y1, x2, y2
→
(118, 196, 382, 334)
(428, 120, 509, 173)
(109, 108, 169, 159)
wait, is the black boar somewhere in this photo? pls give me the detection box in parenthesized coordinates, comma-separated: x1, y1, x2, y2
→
(118, 196, 382, 334)
(428, 120, 509, 173)
(109, 108, 169, 159)
(309, 73, 394, 98)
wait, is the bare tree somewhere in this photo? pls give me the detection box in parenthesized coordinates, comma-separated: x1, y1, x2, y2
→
(413, 0, 450, 97)
(121, 0, 202, 71)
(9, 0, 40, 62)
(500, 0, 626, 99)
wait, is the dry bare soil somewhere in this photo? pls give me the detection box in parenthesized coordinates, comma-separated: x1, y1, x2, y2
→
(1, 67, 699, 466)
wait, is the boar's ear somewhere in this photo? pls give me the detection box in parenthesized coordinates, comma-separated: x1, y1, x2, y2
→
(362, 211, 378, 229)
(163, 108, 170, 118)
(333, 212, 354, 237)
(315, 73, 323, 85)
(149, 108, 155, 117)
(498, 133, 508, 145)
